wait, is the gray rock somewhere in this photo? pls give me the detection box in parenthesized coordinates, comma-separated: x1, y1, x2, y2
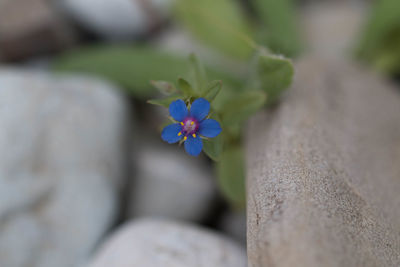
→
(0, 0, 76, 61)
(87, 219, 247, 267)
(128, 143, 217, 222)
(247, 59, 400, 267)
(55, 0, 171, 40)
(247, 3, 400, 266)
(247, 60, 400, 266)
(0, 69, 129, 267)
(246, 35, 400, 267)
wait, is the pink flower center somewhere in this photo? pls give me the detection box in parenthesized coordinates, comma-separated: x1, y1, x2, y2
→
(182, 118, 199, 135)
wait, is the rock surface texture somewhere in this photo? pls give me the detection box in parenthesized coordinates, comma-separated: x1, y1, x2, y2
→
(0, 69, 129, 267)
(87, 219, 247, 267)
(246, 2, 400, 267)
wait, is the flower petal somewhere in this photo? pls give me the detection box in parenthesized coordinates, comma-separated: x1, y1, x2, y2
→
(199, 119, 222, 138)
(184, 135, 203, 156)
(190, 98, 210, 121)
(169, 99, 188, 122)
(161, 123, 182, 144)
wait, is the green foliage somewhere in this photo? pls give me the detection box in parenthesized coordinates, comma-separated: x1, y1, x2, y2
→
(150, 80, 177, 95)
(252, 0, 301, 57)
(174, 0, 255, 60)
(147, 95, 181, 107)
(178, 78, 197, 97)
(202, 80, 223, 102)
(53, 45, 242, 98)
(203, 134, 223, 161)
(149, 55, 225, 112)
(203, 113, 224, 161)
(189, 54, 208, 91)
(216, 146, 246, 209)
(254, 52, 294, 104)
(221, 90, 267, 125)
(53, 45, 189, 97)
(175, 0, 301, 58)
(356, 0, 400, 74)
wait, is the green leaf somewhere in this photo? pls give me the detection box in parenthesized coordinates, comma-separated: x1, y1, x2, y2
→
(178, 78, 196, 97)
(53, 45, 243, 98)
(255, 52, 294, 104)
(202, 80, 222, 102)
(151, 80, 177, 95)
(356, 0, 400, 75)
(373, 31, 400, 73)
(203, 112, 223, 161)
(174, 0, 254, 59)
(216, 145, 246, 209)
(53, 45, 191, 98)
(147, 95, 181, 107)
(252, 0, 302, 57)
(221, 90, 267, 125)
(189, 54, 207, 92)
(203, 133, 223, 161)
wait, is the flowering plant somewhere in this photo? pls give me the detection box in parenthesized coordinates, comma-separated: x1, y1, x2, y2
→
(148, 53, 293, 208)
(148, 55, 227, 161)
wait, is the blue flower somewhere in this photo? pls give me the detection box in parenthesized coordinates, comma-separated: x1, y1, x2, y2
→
(161, 98, 222, 156)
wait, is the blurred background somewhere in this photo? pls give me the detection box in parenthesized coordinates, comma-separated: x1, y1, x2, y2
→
(0, 0, 399, 266)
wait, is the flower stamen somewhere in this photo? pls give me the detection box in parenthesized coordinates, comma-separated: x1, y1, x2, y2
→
(181, 118, 199, 135)
(192, 133, 196, 138)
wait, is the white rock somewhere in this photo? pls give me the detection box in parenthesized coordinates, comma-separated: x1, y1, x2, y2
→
(128, 143, 217, 222)
(55, 0, 172, 40)
(87, 219, 247, 267)
(0, 69, 129, 267)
